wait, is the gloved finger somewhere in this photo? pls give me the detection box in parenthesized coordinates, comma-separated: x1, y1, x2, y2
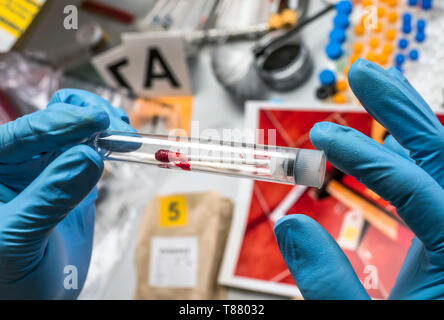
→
(274, 215, 370, 300)
(384, 135, 411, 161)
(2, 145, 103, 244)
(0, 104, 109, 163)
(49, 90, 139, 154)
(0, 183, 16, 203)
(348, 59, 444, 186)
(310, 122, 444, 252)
(0, 149, 61, 193)
(48, 89, 133, 130)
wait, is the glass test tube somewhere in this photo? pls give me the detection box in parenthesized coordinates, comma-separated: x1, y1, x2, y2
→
(90, 131, 326, 188)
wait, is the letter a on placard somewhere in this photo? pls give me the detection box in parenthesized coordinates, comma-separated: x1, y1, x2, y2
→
(122, 33, 192, 97)
(145, 47, 181, 88)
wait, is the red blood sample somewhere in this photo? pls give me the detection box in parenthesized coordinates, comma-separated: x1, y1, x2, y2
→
(155, 149, 187, 162)
(155, 149, 191, 171)
(155, 149, 171, 162)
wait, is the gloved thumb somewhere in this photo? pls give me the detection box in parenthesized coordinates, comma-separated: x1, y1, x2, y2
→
(2, 145, 103, 245)
(274, 214, 370, 300)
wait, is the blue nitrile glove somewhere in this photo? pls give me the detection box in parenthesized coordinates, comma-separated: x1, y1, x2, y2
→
(274, 59, 444, 300)
(0, 89, 134, 299)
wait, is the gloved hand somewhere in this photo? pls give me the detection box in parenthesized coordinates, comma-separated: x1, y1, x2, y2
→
(0, 89, 134, 299)
(274, 59, 444, 299)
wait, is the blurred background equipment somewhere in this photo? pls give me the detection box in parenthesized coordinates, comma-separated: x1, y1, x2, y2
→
(315, 0, 444, 109)
(211, 1, 336, 106)
(0, 0, 47, 53)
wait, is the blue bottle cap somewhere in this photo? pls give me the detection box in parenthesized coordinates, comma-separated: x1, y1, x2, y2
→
(408, 0, 419, 5)
(336, 0, 353, 15)
(402, 24, 412, 34)
(329, 28, 347, 43)
(333, 13, 350, 29)
(326, 42, 343, 60)
(417, 19, 426, 31)
(319, 69, 336, 86)
(409, 49, 419, 61)
(398, 38, 409, 49)
(395, 54, 405, 65)
(416, 32, 426, 42)
(402, 13, 412, 21)
(421, 0, 433, 10)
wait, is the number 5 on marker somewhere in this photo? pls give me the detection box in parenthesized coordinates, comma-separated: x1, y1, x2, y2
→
(159, 195, 187, 227)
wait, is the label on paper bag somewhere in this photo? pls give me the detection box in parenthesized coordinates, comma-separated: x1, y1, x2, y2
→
(159, 195, 187, 227)
(149, 237, 198, 288)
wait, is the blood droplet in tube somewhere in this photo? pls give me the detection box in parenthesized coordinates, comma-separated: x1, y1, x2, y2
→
(155, 149, 172, 162)
(155, 149, 190, 171)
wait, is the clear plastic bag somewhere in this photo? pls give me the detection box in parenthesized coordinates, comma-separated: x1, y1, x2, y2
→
(0, 51, 61, 114)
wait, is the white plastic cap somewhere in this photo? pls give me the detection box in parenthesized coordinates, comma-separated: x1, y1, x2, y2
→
(293, 149, 326, 188)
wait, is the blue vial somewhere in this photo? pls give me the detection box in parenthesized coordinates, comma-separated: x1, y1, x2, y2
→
(421, 0, 433, 10)
(336, 0, 353, 15)
(402, 13, 412, 22)
(417, 19, 426, 31)
(395, 54, 405, 65)
(402, 24, 412, 34)
(319, 70, 336, 86)
(329, 28, 347, 43)
(398, 38, 409, 49)
(333, 14, 350, 29)
(326, 42, 343, 60)
(416, 32, 426, 42)
(409, 49, 419, 61)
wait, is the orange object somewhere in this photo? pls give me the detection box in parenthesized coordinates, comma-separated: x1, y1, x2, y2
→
(377, 7, 386, 18)
(336, 80, 348, 92)
(333, 93, 347, 104)
(366, 51, 378, 62)
(371, 119, 388, 144)
(129, 96, 193, 135)
(353, 42, 364, 54)
(349, 53, 360, 64)
(373, 21, 383, 33)
(385, 29, 397, 41)
(355, 24, 365, 36)
(378, 53, 390, 65)
(387, 0, 398, 7)
(268, 14, 283, 30)
(388, 11, 398, 23)
(363, 0, 373, 6)
(327, 180, 401, 241)
(369, 37, 380, 49)
(383, 43, 394, 54)
(281, 9, 298, 29)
